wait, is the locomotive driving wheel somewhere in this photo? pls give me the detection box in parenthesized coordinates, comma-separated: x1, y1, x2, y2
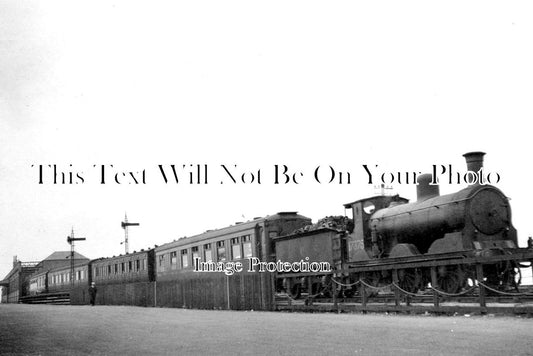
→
(398, 268, 422, 294)
(359, 272, 381, 298)
(482, 261, 520, 292)
(437, 266, 466, 294)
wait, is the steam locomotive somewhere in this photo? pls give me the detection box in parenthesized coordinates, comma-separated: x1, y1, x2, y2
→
(275, 152, 520, 298)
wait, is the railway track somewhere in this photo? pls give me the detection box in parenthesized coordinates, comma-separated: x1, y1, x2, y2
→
(275, 286, 533, 315)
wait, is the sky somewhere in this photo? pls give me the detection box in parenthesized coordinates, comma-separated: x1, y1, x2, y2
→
(1, 1, 533, 283)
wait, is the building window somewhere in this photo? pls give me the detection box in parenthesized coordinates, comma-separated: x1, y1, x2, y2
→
(181, 249, 189, 268)
(242, 235, 252, 258)
(142, 258, 146, 270)
(204, 243, 212, 262)
(128, 261, 132, 272)
(121, 262, 125, 273)
(231, 237, 241, 260)
(217, 241, 226, 261)
(136, 259, 140, 271)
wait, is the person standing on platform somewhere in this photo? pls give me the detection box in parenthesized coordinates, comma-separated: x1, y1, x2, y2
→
(89, 282, 97, 306)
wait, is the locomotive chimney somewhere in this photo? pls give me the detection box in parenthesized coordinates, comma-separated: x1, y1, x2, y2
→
(463, 151, 485, 184)
(463, 151, 485, 172)
(417, 173, 439, 201)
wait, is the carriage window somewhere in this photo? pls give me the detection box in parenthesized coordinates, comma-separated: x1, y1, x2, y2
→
(170, 251, 177, 269)
(242, 235, 252, 258)
(217, 241, 226, 261)
(204, 243, 212, 262)
(231, 237, 241, 260)
(158, 255, 165, 272)
(181, 249, 189, 268)
(192, 246, 200, 262)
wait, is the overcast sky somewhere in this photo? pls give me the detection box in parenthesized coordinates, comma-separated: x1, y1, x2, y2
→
(1, 1, 532, 282)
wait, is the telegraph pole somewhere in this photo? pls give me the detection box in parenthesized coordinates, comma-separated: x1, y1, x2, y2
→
(121, 214, 139, 254)
(67, 227, 86, 288)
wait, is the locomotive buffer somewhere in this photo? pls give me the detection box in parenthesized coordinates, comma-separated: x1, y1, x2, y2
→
(121, 214, 139, 254)
(67, 227, 86, 288)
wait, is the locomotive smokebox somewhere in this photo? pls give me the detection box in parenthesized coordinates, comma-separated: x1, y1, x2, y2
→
(417, 173, 439, 201)
(463, 151, 485, 172)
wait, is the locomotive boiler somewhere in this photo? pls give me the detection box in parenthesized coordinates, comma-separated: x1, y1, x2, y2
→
(344, 152, 517, 261)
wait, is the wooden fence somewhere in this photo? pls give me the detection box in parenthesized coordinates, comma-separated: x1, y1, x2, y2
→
(70, 272, 273, 310)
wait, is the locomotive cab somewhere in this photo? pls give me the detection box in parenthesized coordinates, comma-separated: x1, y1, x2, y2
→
(344, 195, 409, 261)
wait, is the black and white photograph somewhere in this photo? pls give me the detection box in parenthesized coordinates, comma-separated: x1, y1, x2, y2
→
(1, 1, 533, 355)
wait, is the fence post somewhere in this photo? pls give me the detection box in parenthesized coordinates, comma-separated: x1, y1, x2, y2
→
(361, 273, 367, 313)
(226, 275, 230, 310)
(153, 281, 157, 307)
(476, 264, 486, 311)
(430, 267, 439, 308)
(392, 269, 400, 307)
(307, 276, 313, 306)
(332, 275, 338, 310)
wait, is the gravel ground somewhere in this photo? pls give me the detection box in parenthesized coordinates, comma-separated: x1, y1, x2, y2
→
(0, 304, 532, 355)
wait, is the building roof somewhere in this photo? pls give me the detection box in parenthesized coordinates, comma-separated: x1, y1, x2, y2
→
(42, 251, 89, 261)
